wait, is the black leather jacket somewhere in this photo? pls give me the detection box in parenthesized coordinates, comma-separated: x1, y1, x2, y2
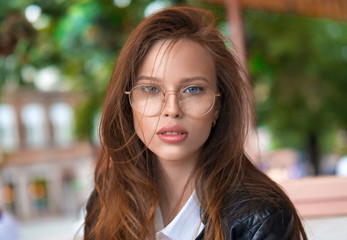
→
(85, 189, 295, 240)
(195, 199, 294, 240)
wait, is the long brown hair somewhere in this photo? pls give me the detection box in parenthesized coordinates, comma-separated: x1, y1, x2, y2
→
(84, 6, 307, 240)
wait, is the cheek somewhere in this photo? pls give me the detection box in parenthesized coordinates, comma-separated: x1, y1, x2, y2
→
(188, 114, 214, 144)
(133, 113, 158, 145)
(190, 120, 212, 142)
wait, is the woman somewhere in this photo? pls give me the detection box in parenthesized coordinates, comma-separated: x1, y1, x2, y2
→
(84, 6, 307, 240)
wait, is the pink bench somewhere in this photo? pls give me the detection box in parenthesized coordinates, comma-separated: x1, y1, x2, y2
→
(279, 176, 347, 218)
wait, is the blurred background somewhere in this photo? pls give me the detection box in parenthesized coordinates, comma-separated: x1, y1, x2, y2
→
(0, 0, 346, 239)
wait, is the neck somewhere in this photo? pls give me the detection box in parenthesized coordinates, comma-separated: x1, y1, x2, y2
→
(157, 155, 198, 225)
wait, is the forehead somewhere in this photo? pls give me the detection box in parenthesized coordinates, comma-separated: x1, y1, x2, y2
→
(137, 39, 217, 88)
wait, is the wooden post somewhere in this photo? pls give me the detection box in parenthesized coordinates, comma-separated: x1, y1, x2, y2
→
(224, 0, 248, 72)
(224, 0, 260, 164)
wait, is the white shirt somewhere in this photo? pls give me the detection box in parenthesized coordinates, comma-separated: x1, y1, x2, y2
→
(155, 191, 205, 240)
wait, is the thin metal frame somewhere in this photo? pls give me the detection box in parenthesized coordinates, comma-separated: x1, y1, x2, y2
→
(125, 84, 221, 117)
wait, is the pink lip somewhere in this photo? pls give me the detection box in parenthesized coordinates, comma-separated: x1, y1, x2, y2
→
(157, 125, 188, 143)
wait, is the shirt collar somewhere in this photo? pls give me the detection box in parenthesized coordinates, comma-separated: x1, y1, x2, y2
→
(155, 191, 205, 240)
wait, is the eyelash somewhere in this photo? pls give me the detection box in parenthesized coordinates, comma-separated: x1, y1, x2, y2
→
(141, 85, 160, 93)
(183, 86, 204, 94)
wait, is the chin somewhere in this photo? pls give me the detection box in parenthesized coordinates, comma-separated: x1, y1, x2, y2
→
(151, 146, 201, 163)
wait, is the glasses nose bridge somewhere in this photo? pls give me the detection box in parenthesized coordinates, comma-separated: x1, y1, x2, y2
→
(163, 89, 181, 102)
(161, 89, 183, 112)
(164, 89, 179, 95)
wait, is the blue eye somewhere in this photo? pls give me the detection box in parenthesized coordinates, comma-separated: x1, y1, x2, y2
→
(185, 86, 203, 94)
(141, 85, 160, 93)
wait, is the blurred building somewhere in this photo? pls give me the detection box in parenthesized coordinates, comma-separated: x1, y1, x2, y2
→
(0, 89, 95, 220)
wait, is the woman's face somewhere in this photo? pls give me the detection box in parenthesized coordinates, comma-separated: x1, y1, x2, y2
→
(132, 39, 219, 164)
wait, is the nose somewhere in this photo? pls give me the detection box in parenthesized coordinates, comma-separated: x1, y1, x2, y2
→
(161, 91, 183, 118)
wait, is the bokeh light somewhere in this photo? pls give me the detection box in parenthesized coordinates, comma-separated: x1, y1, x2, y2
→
(25, 4, 42, 23)
(144, 0, 171, 17)
(27, 182, 46, 200)
(34, 66, 61, 91)
(0, 185, 15, 204)
(113, 0, 131, 8)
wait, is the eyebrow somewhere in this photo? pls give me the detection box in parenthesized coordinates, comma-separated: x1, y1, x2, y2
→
(136, 76, 161, 83)
(181, 76, 210, 85)
(136, 75, 210, 84)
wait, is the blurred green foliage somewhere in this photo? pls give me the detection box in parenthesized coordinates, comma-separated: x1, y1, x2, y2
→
(246, 10, 347, 157)
(0, 0, 346, 163)
(0, 0, 153, 140)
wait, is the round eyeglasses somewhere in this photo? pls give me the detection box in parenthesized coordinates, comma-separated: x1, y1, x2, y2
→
(125, 84, 221, 117)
